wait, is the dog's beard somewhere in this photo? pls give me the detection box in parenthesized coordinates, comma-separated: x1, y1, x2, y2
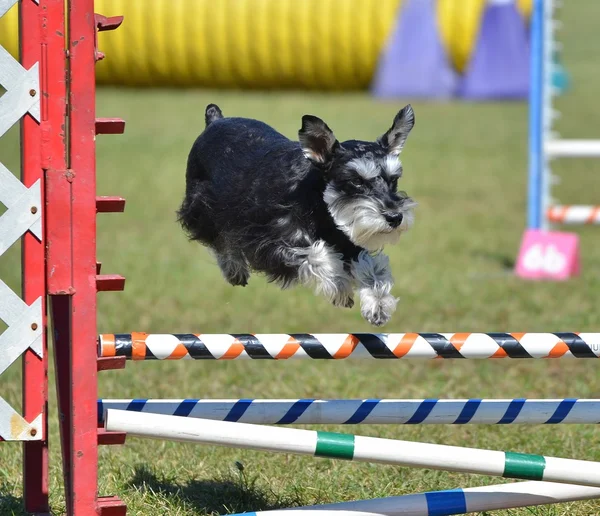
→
(324, 185, 415, 251)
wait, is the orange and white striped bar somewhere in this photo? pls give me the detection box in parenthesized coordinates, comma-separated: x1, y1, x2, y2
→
(547, 206, 600, 225)
(545, 139, 600, 158)
(98, 333, 600, 360)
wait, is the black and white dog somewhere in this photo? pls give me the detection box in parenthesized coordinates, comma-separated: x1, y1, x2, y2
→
(178, 104, 416, 326)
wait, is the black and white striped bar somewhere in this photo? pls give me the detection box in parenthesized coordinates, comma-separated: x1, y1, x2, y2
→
(98, 332, 600, 360)
(97, 398, 600, 425)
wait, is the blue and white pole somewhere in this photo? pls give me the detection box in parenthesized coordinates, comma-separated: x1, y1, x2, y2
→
(527, 0, 548, 231)
(222, 481, 600, 516)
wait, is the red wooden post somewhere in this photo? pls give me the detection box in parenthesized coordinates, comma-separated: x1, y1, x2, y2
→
(48, 1, 126, 513)
(21, 0, 49, 512)
(52, 0, 101, 512)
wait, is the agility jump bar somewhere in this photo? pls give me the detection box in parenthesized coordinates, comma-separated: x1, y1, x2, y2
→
(98, 332, 600, 360)
(98, 398, 600, 425)
(545, 139, 600, 158)
(223, 481, 600, 516)
(547, 206, 600, 225)
(105, 409, 600, 487)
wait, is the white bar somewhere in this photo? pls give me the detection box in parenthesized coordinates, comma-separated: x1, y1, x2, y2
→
(545, 139, 600, 158)
(545, 456, 600, 486)
(353, 435, 506, 476)
(106, 409, 317, 455)
(104, 410, 600, 487)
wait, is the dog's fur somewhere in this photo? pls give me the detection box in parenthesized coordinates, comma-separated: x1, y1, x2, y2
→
(178, 103, 416, 326)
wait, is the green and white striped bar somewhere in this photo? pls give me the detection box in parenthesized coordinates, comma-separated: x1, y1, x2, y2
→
(222, 481, 600, 516)
(104, 409, 600, 487)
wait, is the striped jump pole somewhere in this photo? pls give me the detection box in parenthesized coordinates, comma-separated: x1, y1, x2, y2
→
(547, 206, 600, 225)
(104, 409, 600, 488)
(222, 481, 600, 516)
(98, 398, 600, 425)
(98, 333, 600, 360)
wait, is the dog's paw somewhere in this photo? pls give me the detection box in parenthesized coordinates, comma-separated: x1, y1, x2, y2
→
(225, 270, 250, 287)
(228, 276, 249, 287)
(360, 292, 397, 327)
(216, 251, 250, 287)
(334, 296, 354, 309)
(364, 307, 391, 326)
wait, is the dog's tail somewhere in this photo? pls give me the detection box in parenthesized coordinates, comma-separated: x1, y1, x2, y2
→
(205, 104, 224, 127)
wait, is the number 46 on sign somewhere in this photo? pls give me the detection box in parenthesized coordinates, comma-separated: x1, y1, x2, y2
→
(515, 229, 580, 280)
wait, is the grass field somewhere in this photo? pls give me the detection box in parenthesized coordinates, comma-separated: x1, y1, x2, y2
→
(2, 3, 600, 515)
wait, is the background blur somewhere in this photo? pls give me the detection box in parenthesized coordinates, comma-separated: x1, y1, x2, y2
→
(1, 1, 600, 514)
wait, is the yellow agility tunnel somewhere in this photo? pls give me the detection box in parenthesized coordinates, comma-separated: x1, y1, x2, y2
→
(0, 0, 532, 89)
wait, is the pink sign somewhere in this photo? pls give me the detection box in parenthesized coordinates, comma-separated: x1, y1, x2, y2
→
(515, 229, 580, 280)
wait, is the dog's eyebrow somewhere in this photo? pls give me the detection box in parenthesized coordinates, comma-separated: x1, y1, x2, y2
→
(383, 155, 402, 178)
(348, 158, 379, 179)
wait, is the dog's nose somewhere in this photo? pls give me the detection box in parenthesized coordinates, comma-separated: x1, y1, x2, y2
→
(385, 213, 403, 228)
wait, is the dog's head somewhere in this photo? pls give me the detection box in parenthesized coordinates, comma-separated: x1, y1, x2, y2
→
(299, 105, 416, 251)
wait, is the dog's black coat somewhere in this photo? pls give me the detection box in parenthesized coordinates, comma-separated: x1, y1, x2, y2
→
(178, 103, 414, 301)
(180, 115, 362, 286)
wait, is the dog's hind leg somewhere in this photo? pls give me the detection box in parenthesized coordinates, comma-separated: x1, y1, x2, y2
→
(352, 251, 397, 327)
(215, 249, 250, 287)
(283, 241, 354, 308)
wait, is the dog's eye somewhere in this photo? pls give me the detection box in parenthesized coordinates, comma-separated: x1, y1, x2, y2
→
(390, 178, 398, 191)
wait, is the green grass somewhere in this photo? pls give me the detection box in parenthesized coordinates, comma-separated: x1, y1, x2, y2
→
(2, 3, 600, 514)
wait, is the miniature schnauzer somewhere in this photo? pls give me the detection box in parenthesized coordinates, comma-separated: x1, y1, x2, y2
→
(178, 103, 416, 326)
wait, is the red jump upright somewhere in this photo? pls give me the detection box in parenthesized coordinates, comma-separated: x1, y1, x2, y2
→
(0, 0, 125, 514)
(44, 0, 127, 514)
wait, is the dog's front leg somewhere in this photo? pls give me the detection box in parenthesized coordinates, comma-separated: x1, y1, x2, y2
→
(215, 248, 250, 287)
(352, 251, 397, 327)
(283, 241, 354, 308)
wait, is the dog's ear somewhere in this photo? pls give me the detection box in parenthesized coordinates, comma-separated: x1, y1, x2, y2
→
(380, 104, 415, 156)
(299, 115, 339, 164)
(205, 104, 223, 127)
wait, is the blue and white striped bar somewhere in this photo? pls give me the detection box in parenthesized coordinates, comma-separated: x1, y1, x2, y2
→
(221, 480, 600, 516)
(97, 398, 600, 425)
